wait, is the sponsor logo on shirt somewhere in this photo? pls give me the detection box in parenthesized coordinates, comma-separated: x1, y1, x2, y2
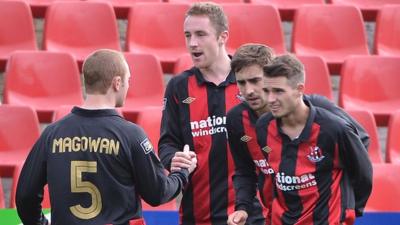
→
(253, 159, 275, 175)
(190, 115, 227, 137)
(240, 135, 252, 142)
(262, 146, 272, 153)
(307, 146, 325, 163)
(182, 97, 196, 104)
(275, 172, 317, 191)
(140, 138, 153, 154)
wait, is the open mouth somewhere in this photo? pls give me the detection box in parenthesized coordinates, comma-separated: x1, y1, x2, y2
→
(192, 52, 203, 58)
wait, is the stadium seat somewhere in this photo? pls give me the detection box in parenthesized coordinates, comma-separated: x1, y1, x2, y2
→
(173, 53, 193, 75)
(249, 0, 325, 21)
(386, 111, 400, 164)
(126, 3, 189, 73)
(365, 164, 400, 211)
(0, 0, 37, 71)
(0, 105, 40, 207)
(329, 0, 400, 21)
(136, 107, 177, 211)
(346, 110, 383, 163)
(297, 55, 333, 100)
(292, 5, 369, 74)
(122, 53, 165, 122)
(86, 0, 163, 19)
(374, 5, 400, 57)
(339, 56, 400, 126)
(168, 0, 244, 2)
(3, 51, 83, 123)
(43, 1, 121, 68)
(223, 4, 286, 55)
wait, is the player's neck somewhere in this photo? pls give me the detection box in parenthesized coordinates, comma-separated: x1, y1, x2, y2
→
(82, 94, 116, 110)
(200, 51, 231, 86)
(281, 101, 309, 140)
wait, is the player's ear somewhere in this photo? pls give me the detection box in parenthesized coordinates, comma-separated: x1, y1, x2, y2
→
(297, 83, 305, 96)
(218, 30, 229, 46)
(112, 76, 122, 91)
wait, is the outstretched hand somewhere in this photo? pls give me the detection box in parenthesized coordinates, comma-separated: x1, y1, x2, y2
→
(171, 144, 197, 174)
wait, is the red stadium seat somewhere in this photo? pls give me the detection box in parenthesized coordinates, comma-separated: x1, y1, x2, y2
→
(386, 111, 400, 164)
(168, 0, 244, 2)
(297, 55, 333, 100)
(329, 0, 400, 21)
(43, 1, 121, 68)
(365, 164, 400, 211)
(3, 51, 83, 123)
(339, 56, 400, 126)
(173, 53, 193, 75)
(86, 0, 163, 19)
(126, 3, 189, 73)
(0, 0, 37, 71)
(292, 5, 369, 74)
(374, 5, 400, 57)
(249, 0, 325, 21)
(0, 105, 41, 207)
(122, 53, 165, 122)
(346, 110, 383, 163)
(135, 107, 163, 154)
(223, 4, 286, 55)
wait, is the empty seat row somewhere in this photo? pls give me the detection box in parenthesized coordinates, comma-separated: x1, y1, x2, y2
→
(24, 0, 400, 21)
(2, 1, 400, 73)
(2, 51, 164, 123)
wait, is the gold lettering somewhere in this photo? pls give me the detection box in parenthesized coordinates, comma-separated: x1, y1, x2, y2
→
(52, 138, 63, 153)
(72, 137, 80, 152)
(109, 139, 119, 156)
(100, 138, 109, 154)
(89, 137, 101, 153)
(81, 137, 88, 152)
(63, 137, 72, 152)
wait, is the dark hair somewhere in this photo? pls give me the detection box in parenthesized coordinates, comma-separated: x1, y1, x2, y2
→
(231, 43, 274, 73)
(263, 54, 305, 87)
(186, 2, 228, 35)
(82, 49, 127, 94)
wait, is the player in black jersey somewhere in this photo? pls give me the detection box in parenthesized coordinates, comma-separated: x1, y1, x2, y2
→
(16, 49, 197, 225)
(256, 54, 372, 225)
(159, 3, 264, 225)
(226, 46, 370, 225)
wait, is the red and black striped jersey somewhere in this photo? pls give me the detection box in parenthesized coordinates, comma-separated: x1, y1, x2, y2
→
(16, 107, 189, 225)
(255, 100, 373, 225)
(159, 67, 265, 225)
(226, 95, 370, 224)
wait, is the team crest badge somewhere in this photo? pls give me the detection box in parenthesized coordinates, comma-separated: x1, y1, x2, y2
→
(240, 135, 252, 142)
(307, 146, 325, 163)
(140, 138, 153, 154)
(262, 146, 272, 153)
(182, 97, 196, 104)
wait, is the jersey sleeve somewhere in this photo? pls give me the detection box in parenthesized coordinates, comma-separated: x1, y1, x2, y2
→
(158, 78, 184, 170)
(307, 94, 370, 150)
(16, 128, 50, 225)
(339, 123, 373, 217)
(130, 126, 188, 206)
(226, 110, 257, 213)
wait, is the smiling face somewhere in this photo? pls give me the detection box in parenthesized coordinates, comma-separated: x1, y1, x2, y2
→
(184, 15, 227, 69)
(236, 64, 269, 116)
(263, 75, 303, 119)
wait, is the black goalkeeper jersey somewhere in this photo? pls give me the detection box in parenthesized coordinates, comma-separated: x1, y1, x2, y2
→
(16, 107, 189, 225)
(255, 100, 372, 225)
(159, 67, 264, 225)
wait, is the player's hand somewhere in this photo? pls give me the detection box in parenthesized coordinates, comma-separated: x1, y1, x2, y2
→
(227, 210, 248, 225)
(171, 145, 197, 173)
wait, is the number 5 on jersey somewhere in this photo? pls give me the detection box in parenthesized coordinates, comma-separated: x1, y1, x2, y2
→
(70, 161, 102, 219)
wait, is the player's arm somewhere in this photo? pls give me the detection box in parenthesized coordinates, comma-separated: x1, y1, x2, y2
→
(131, 127, 191, 206)
(226, 110, 258, 214)
(339, 122, 373, 217)
(16, 129, 50, 225)
(158, 78, 184, 170)
(307, 94, 370, 150)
